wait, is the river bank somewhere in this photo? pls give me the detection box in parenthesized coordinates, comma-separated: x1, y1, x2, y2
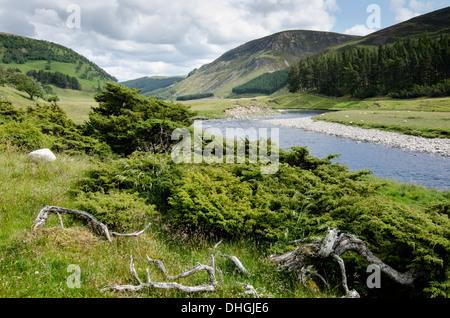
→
(264, 116, 450, 156)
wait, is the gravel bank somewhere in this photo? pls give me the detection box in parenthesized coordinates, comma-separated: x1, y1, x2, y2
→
(263, 116, 450, 156)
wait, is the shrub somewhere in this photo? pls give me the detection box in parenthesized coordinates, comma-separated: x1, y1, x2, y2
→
(75, 190, 156, 233)
(72, 147, 450, 297)
(84, 83, 196, 156)
(0, 120, 51, 151)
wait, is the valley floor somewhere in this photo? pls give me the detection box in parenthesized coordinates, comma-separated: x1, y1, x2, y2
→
(264, 116, 450, 156)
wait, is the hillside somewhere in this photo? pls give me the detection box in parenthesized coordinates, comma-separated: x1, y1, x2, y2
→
(326, 6, 450, 52)
(286, 7, 450, 99)
(168, 30, 359, 98)
(0, 32, 117, 93)
(121, 75, 185, 96)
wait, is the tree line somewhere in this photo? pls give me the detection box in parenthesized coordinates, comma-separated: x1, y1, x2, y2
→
(176, 93, 214, 101)
(26, 70, 81, 91)
(232, 69, 289, 95)
(288, 34, 450, 98)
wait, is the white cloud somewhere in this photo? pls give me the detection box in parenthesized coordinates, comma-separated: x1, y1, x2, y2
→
(0, 0, 340, 81)
(409, 0, 434, 12)
(344, 25, 377, 36)
(390, 0, 435, 22)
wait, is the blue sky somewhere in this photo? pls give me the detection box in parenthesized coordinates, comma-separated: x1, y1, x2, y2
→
(0, 0, 448, 80)
(331, 0, 449, 35)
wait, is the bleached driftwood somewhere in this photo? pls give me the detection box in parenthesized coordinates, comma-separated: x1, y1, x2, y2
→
(220, 254, 250, 276)
(271, 228, 417, 298)
(101, 255, 217, 293)
(32, 206, 151, 243)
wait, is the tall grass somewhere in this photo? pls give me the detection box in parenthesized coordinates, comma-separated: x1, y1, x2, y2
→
(0, 146, 327, 298)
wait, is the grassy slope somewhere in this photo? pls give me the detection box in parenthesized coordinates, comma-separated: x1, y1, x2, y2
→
(0, 147, 323, 298)
(0, 85, 97, 124)
(2, 61, 108, 94)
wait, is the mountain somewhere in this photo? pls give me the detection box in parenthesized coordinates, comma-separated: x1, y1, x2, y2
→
(327, 6, 450, 52)
(0, 32, 117, 93)
(168, 30, 359, 98)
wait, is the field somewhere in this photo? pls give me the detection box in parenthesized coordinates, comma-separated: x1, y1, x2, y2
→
(0, 85, 97, 124)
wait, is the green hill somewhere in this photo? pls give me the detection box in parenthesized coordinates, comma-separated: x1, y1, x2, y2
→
(166, 30, 359, 98)
(324, 6, 450, 52)
(121, 76, 185, 96)
(0, 32, 117, 93)
(286, 7, 450, 99)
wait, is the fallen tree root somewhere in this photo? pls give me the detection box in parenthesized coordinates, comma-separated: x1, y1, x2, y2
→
(32, 206, 151, 243)
(270, 228, 417, 298)
(101, 255, 217, 293)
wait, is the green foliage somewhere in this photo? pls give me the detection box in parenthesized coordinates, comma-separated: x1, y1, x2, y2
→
(25, 103, 112, 157)
(7, 72, 44, 100)
(176, 93, 214, 101)
(26, 70, 81, 91)
(0, 120, 51, 151)
(73, 145, 450, 297)
(0, 101, 111, 157)
(84, 83, 196, 156)
(75, 191, 155, 233)
(232, 69, 289, 95)
(121, 76, 185, 95)
(288, 34, 450, 98)
(0, 33, 117, 82)
(0, 99, 23, 122)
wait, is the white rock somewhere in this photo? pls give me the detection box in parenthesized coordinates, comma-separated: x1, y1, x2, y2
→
(28, 149, 56, 162)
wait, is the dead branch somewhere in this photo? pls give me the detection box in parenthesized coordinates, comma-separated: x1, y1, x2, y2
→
(102, 255, 217, 293)
(271, 228, 417, 298)
(220, 254, 250, 276)
(237, 282, 260, 298)
(111, 222, 152, 237)
(33, 206, 151, 243)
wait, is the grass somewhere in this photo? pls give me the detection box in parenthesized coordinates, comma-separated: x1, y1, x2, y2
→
(2, 61, 108, 93)
(313, 110, 450, 138)
(180, 96, 275, 119)
(0, 146, 327, 298)
(0, 85, 97, 125)
(52, 87, 98, 124)
(267, 91, 450, 112)
(1, 145, 448, 298)
(180, 91, 450, 138)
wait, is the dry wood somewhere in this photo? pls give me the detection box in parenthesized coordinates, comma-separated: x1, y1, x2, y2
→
(271, 228, 417, 297)
(33, 206, 151, 243)
(220, 254, 250, 275)
(237, 282, 260, 298)
(102, 255, 217, 293)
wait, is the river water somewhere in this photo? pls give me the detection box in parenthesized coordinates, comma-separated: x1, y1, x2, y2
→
(193, 110, 449, 190)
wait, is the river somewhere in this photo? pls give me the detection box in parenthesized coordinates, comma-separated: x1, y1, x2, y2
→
(193, 110, 449, 190)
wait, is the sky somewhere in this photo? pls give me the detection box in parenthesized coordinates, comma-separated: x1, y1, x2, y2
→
(0, 0, 448, 82)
